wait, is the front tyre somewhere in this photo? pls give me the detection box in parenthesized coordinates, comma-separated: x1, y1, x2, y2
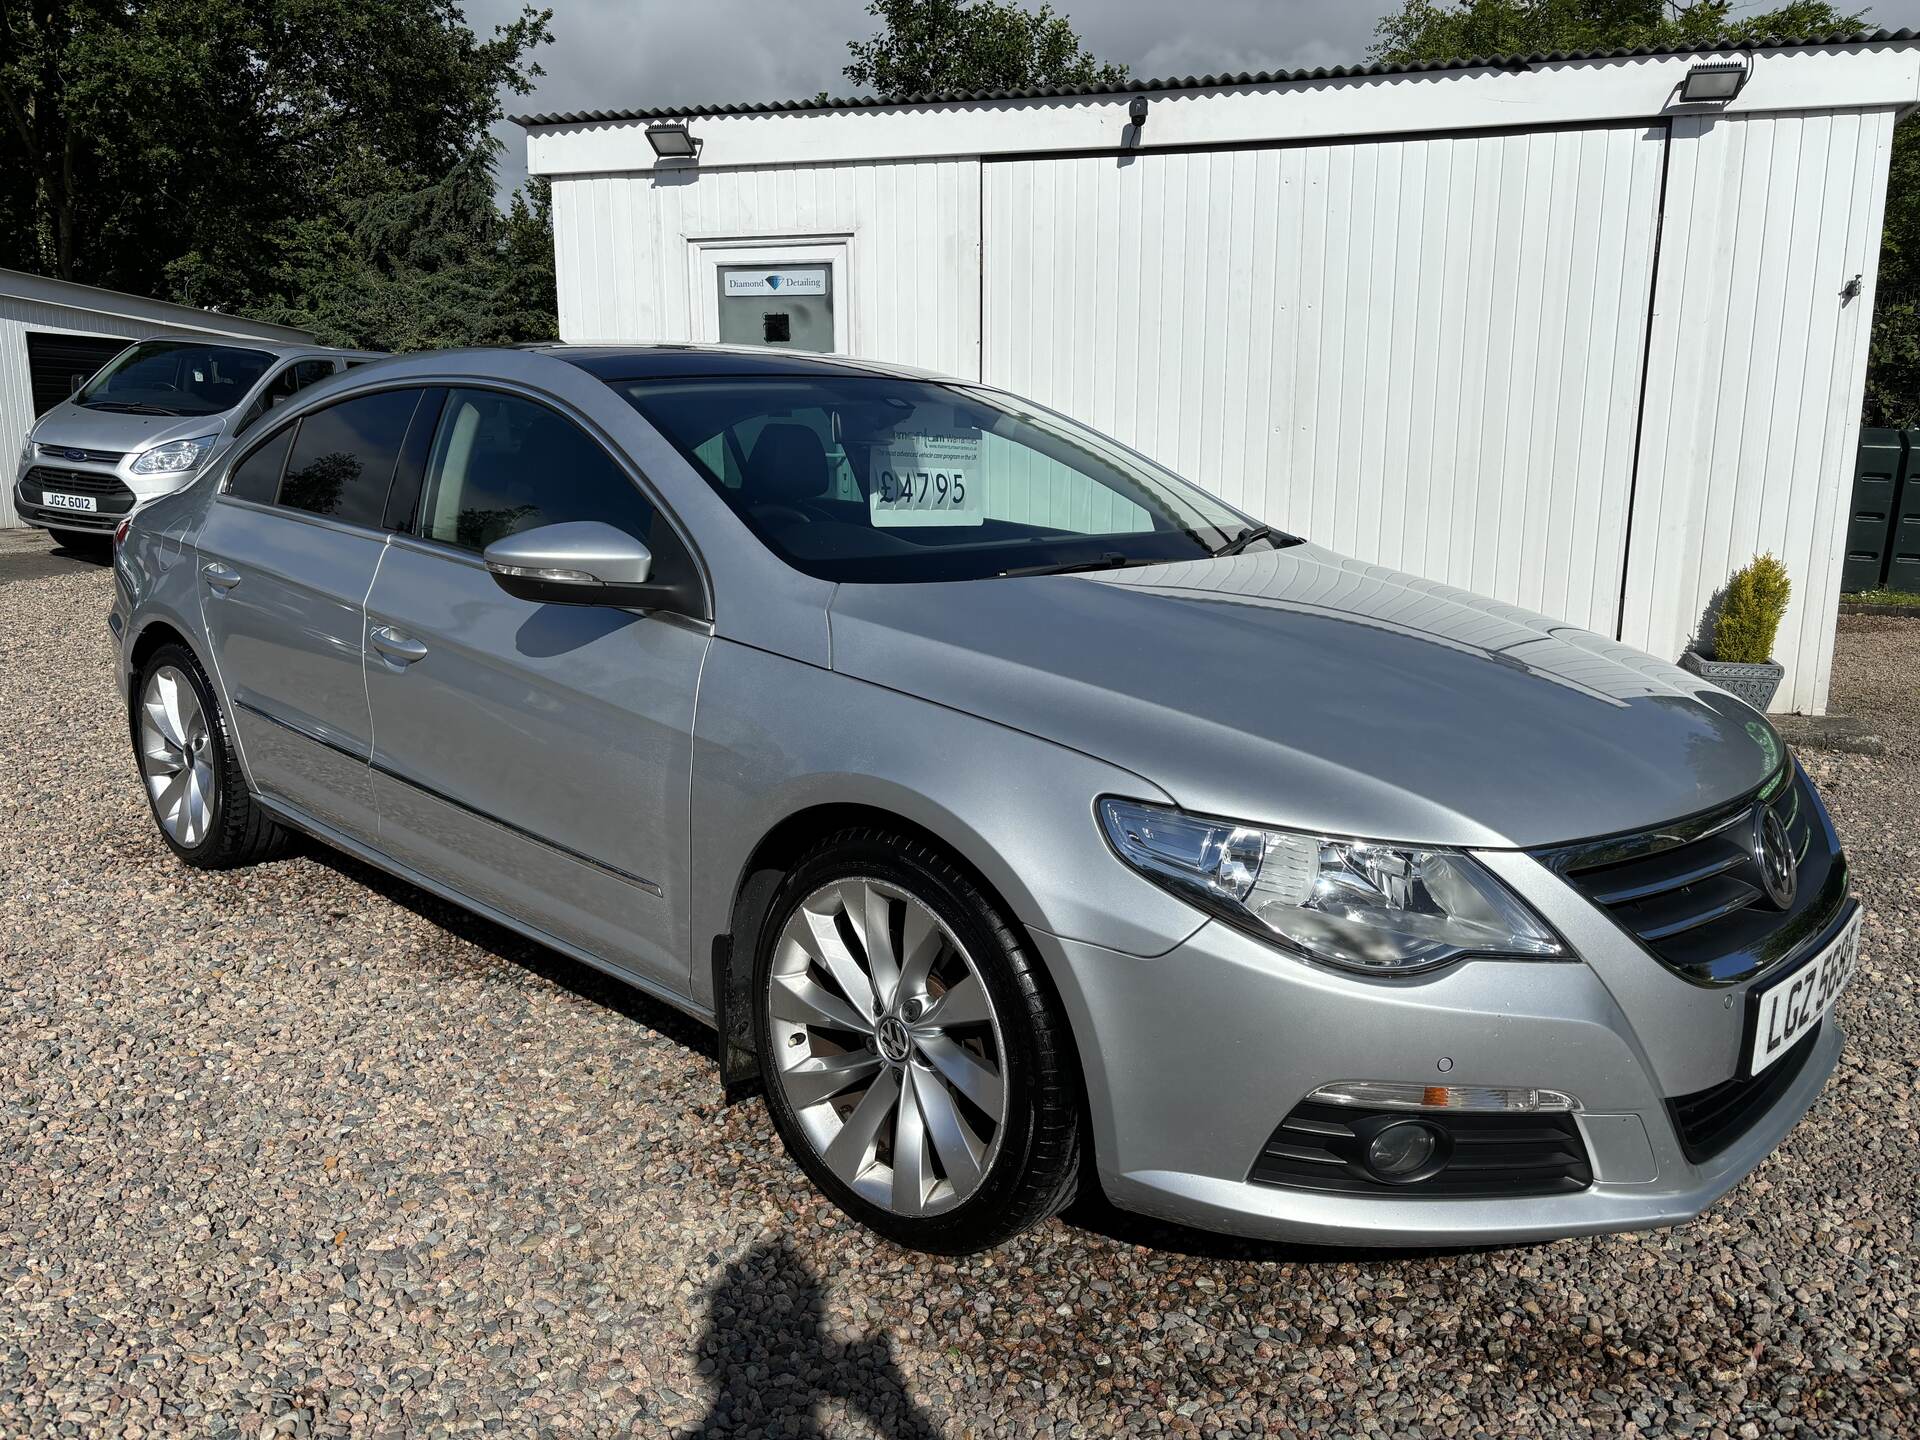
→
(753, 830, 1080, 1253)
(132, 643, 287, 868)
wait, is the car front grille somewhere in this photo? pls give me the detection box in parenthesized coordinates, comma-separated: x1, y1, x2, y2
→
(1535, 763, 1848, 986)
(20, 465, 137, 514)
(1666, 1025, 1819, 1162)
(36, 444, 125, 464)
(1248, 1102, 1593, 1197)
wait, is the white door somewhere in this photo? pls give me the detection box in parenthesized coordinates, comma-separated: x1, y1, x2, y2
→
(982, 126, 1667, 636)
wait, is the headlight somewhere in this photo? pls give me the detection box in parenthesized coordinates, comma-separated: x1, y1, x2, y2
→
(1098, 798, 1564, 975)
(130, 435, 217, 475)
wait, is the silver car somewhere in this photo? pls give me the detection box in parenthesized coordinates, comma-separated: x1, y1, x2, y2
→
(16, 337, 379, 543)
(110, 345, 1859, 1254)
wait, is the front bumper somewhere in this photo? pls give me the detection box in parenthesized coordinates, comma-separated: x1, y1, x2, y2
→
(1037, 854, 1848, 1246)
(14, 464, 183, 533)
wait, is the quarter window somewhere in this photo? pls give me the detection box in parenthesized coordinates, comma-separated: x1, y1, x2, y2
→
(280, 389, 422, 526)
(227, 427, 294, 504)
(418, 389, 657, 552)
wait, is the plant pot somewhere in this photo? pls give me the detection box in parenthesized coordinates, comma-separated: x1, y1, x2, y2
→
(1680, 650, 1785, 711)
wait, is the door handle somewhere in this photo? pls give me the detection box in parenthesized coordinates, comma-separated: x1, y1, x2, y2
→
(202, 562, 242, 592)
(369, 624, 429, 665)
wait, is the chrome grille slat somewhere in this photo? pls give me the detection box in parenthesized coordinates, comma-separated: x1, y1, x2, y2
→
(1535, 763, 1848, 987)
(1585, 846, 1748, 907)
(1627, 879, 1763, 941)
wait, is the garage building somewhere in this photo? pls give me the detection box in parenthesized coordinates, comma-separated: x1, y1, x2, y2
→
(517, 34, 1920, 714)
(1, 266, 310, 529)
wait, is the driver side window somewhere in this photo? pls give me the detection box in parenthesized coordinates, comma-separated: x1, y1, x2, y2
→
(416, 389, 659, 553)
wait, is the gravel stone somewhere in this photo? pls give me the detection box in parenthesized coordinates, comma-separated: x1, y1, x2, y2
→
(0, 531, 1914, 1437)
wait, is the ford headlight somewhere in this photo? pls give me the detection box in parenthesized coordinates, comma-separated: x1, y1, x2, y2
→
(130, 435, 217, 475)
(1099, 798, 1564, 975)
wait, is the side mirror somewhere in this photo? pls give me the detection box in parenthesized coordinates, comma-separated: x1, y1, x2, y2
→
(483, 520, 675, 609)
(68, 373, 86, 396)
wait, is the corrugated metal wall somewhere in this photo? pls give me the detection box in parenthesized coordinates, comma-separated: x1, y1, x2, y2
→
(552, 159, 982, 376)
(1620, 109, 1894, 715)
(544, 106, 1900, 713)
(982, 125, 1667, 638)
(2, 301, 282, 528)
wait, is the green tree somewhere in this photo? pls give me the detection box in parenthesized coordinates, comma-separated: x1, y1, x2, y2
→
(1371, 2, 1920, 426)
(1372, 1, 1867, 60)
(0, 0, 557, 349)
(844, 0, 1127, 98)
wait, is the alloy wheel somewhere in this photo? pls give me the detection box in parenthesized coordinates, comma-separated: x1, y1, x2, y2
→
(138, 665, 216, 847)
(767, 877, 1008, 1217)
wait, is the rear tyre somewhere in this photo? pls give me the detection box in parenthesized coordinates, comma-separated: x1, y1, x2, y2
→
(132, 643, 288, 869)
(753, 829, 1080, 1253)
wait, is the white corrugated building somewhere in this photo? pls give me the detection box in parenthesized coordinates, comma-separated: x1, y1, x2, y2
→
(1, 267, 310, 528)
(517, 32, 1920, 714)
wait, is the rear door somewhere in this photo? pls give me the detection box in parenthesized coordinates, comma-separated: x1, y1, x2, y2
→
(196, 386, 431, 842)
(362, 386, 710, 994)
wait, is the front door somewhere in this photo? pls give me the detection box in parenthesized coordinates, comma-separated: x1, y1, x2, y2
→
(196, 386, 428, 842)
(362, 387, 709, 994)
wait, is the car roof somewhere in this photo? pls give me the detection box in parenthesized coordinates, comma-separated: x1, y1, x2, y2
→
(538, 343, 957, 385)
(137, 338, 384, 362)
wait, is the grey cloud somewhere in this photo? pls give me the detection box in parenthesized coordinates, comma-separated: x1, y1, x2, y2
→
(475, 0, 1920, 199)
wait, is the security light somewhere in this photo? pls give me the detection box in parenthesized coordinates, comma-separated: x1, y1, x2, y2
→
(1678, 59, 1750, 104)
(645, 122, 701, 160)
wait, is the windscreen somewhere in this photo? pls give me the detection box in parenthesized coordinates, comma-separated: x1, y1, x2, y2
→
(75, 340, 275, 418)
(619, 376, 1280, 583)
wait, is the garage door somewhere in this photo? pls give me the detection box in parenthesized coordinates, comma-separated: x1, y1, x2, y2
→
(26, 331, 130, 415)
(983, 125, 1667, 635)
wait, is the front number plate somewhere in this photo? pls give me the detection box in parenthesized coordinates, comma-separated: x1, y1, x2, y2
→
(44, 491, 98, 513)
(1747, 907, 1861, 1076)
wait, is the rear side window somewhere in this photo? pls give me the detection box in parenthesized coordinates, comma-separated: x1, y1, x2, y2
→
(280, 389, 422, 526)
(418, 389, 655, 552)
(227, 427, 294, 504)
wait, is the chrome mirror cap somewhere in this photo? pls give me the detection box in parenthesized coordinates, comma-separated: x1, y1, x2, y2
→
(482, 521, 661, 607)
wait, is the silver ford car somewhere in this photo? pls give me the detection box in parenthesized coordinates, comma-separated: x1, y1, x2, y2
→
(16, 337, 378, 544)
(109, 345, 1858, 1254)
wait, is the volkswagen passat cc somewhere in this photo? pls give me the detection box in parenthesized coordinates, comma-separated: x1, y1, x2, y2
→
(111, 346, 1858, 1253)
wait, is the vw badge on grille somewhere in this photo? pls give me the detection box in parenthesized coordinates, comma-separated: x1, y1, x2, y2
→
(1753, 805, 1797, 908)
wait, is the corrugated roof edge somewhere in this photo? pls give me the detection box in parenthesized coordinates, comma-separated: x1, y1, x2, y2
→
(511, 28, 1918, 127)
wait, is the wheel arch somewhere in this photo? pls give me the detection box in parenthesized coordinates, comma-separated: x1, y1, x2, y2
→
(129, 616, 200, 680)
(711, 799, 1086, 1125)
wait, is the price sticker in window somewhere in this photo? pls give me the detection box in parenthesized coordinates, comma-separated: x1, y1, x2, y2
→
(869, 432, 983, 527)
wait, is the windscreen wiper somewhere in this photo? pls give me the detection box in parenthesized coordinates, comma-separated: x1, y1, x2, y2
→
(1213, 524, 1285, 557)
(998, 551, 1136, 578)
(84, 401, 181, 416)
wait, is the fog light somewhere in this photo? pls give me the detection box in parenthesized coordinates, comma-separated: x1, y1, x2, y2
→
(1364, 1120, 1443, 1182)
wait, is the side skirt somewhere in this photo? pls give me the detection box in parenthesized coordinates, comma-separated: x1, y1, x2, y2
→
(254, 793, 716, 1032)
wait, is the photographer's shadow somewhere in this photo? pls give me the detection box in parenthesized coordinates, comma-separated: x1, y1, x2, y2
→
(688, 1239, 944, 1439)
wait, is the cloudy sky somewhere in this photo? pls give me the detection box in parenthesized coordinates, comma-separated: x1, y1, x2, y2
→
(470, 0, 1920, 196)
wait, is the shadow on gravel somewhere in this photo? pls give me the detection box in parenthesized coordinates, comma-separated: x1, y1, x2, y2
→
(688, 1239, 943, 1439)
(304, 846, 721, 1063)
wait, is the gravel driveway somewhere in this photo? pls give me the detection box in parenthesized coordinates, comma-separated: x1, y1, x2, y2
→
(2, 527, 1914, 1439)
